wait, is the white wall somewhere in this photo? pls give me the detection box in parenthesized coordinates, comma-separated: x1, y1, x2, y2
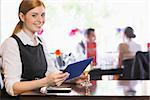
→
(1, 0, 20, 43)
(1, 0, 149, 53)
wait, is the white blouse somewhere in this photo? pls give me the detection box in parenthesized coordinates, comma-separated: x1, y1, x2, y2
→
(0, 30, 58, 96)
(126, 40, 141, 56)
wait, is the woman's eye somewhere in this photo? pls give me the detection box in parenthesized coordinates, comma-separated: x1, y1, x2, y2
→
(32, 15, 36, 17)
(41, 13, 45, 17)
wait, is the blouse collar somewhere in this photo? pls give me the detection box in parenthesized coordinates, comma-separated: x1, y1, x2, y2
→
(16, 30, 41, 46)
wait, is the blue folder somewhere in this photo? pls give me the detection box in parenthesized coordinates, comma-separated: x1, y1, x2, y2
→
(63, 57, 93, 81)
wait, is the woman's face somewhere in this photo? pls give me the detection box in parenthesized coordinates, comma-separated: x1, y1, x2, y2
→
(20, 6, 45, 34)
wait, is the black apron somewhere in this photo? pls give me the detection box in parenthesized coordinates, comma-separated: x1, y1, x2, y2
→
(12, 35, 47, 80)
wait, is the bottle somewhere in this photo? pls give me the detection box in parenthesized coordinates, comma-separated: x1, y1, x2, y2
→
(55, 49, 65, 70)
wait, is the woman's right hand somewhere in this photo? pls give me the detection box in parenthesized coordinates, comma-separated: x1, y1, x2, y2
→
(45, 71, 69, 86)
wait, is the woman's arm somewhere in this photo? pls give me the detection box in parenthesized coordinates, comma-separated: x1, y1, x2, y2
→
(13, 71, 69, 95)
(118, 51, 123, 68)
(2, 38, 23, 96)
(118, 44, 123, 68)
(13, 77, 48, 95)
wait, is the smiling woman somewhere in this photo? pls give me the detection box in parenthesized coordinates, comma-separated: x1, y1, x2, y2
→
(12, 0, 45, 35)
(0, 0, 69, 96)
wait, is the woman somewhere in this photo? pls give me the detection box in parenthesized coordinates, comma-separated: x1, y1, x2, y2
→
(117, 26, 141, 79)
(0, 0, 69, 96)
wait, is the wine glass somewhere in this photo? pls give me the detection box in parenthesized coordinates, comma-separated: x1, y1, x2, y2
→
(80, 64, 92, 87)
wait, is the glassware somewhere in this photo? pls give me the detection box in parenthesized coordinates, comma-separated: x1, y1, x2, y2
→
(80, 64, 92, 87)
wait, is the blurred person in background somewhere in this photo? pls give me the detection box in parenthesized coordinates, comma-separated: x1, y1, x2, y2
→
(75, 28, 97, 67)
(115, 26, 141, 79)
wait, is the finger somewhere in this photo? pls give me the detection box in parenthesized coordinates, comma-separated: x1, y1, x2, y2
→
(56, 77, 68, 86)
(56, 81, 63, 86)
(56, 73, 69, 79)
(54, 75, 69, 86)
(55, 75, 68, 83)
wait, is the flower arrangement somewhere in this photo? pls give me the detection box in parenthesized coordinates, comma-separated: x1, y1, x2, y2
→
(55, 49, 62, 56)
(69, 28, 85, 37)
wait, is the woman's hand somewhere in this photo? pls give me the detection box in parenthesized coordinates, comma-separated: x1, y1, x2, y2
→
(46, 71, 69, 86)
(67, 73, 87, 84)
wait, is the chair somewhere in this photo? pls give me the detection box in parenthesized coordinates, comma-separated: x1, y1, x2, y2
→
(121, 58, 134, 80)
(89, 68, 123, 80)
(131, 51, 150, 80)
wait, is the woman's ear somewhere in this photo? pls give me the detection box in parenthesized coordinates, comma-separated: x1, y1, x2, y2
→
(19, 12, 25, 22)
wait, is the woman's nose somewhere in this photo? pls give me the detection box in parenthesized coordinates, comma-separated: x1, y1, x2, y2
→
(37, 16, 45, 23)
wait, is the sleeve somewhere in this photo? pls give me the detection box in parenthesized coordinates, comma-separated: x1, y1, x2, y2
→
(1, 37, 22, 96)
(39, 37, 59, 76)
(74, 42, 86, 61)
